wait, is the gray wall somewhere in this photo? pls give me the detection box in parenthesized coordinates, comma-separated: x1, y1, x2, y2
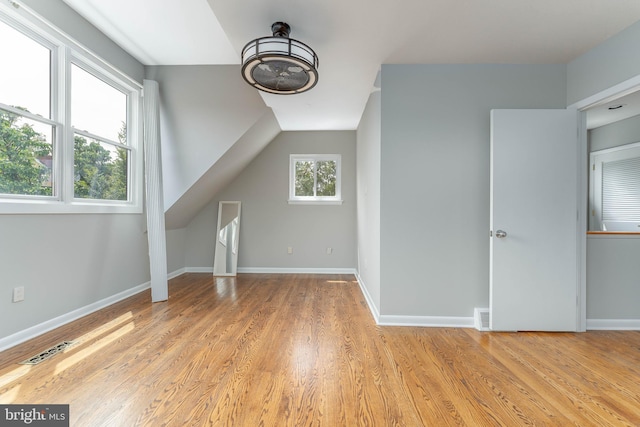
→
(1, 1, 150, 341)
(587, 236, 640, 319)
(589, 114, 640, 151)
(356, 90, 382, 311)
(184, 202, 217, 270)
(144, 65, 269, 214)
(379, 64, 567, 317)
(22, 0, 144, 83)
(567, 20, 640, 106)
(166, 228, 187, 275)
(0, 215, 150, 339)
(184, 131, 358, 271)
(586, 114, 640, 319)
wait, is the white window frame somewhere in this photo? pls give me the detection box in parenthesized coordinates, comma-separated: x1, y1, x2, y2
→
(0, 3, 142, 214)
(289, 154, 342, 205)
(590, 141, 640, 232)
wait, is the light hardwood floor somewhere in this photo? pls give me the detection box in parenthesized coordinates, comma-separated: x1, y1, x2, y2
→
(1, 273, 639, 426)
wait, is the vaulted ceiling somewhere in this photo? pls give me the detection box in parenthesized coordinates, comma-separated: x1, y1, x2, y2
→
(62, 0, 640, 130)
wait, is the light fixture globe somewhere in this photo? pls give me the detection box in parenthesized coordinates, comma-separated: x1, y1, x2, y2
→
(241, 22, 319, 95)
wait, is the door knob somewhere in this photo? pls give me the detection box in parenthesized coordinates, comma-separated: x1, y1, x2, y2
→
(495, 230, 507, 238)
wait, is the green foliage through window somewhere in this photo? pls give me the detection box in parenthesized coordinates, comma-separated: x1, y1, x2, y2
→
(0, 109, 53, 196)
(316, 160, 336, 196)
(0, 108, 128, 200)
(0, 9, 140, 212)
(295, 160, 315, 196)
(73, 133, 128, 200)
(291, 155, 340, 200)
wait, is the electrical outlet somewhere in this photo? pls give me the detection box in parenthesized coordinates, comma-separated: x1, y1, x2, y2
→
(326, 247, 332, 254)
(13, 286, 24, 303)
(287, 246, 293, 254)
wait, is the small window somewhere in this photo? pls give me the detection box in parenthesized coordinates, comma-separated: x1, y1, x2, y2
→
(289, 154, 342, 204)
(590, 142, 640, 231)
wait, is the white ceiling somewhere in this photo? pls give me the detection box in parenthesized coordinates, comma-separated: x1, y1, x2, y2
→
(62, 0, 640, 131)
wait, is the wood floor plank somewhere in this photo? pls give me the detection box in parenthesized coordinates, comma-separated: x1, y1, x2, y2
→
(1, 273, 640, 426)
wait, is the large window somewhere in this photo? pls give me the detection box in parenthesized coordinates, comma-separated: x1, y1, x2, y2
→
(0, 6, 141, 213)
(71, 63, 130, 201)
(590, 142, 640, 231)
(0, 17, 54, 198)
(289, 154, 342, 204)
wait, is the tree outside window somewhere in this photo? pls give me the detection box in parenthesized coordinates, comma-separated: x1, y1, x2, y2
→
(289, 154, 342, 204)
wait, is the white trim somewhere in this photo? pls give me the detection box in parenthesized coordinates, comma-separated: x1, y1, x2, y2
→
(378, 315, 475, 328)
(288, 199, 343, 205)
(1, 1, 142, 90)
(237, 267, 357, 275)
(587, 319, 640, 330)
(143, 80, 167, 303)
(354, 272, 380, 323)
(180, 267, 357, 275)
(167, 268, 187, 280)
(568, 75, 640, 112)
(567, 75, 640, 333)
(0, 281, 150, 353)
(354, 272, 475, 328)
(0, 2, 143, 215)
(289, 154, 342, 203)
(577, 111, 588, 332)
(185, 267, 214, 274)
(589, 142, 640, 231)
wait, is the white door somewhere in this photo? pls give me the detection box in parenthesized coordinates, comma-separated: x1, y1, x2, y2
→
(490, 109, 579, 331)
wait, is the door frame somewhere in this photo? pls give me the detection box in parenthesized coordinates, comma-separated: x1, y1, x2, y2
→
(570, 74, 640, 332)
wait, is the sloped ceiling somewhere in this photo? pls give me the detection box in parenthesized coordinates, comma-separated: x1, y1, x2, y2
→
(62, 0, 640, 130)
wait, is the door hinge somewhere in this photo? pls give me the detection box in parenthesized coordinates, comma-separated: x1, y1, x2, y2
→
(592, 164, 595, 171)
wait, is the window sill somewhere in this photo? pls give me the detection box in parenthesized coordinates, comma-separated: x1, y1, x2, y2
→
(587, 231, 640, 239)
(0, 200, 142, 215)
(288, 199, 343, 206)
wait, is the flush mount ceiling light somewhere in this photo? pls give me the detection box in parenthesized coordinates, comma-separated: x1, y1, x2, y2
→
(241, 22, 318, 95)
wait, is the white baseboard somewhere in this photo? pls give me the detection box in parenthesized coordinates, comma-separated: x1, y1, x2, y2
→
(184, 267, 213, 274)
(237, 267, 358, 274)
(168, 268, 186, 280)
(353, 273, 474, 328)
(10, 270, 631, 354)
(0, 282, 150, 353)
(378, 315, 475, 328)
(587, 319, 640, 330)
(354, 272, 380, 323)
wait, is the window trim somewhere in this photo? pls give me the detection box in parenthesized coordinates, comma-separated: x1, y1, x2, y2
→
(590, 141, 640, 232)
(0, 3, 143, 214)
(288, 154, 342, 205)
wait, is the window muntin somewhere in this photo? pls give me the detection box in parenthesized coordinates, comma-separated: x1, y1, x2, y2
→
(0, 6, 142, 213)
(73, 135, 128, 200)
(71, 63, 127, 143)
(590, 142, 640, 232)
(71, 62, 130, 201)
(289, 154, 342, 204)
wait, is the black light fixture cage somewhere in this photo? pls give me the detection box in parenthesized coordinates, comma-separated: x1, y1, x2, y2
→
(241, 22, 319, 95)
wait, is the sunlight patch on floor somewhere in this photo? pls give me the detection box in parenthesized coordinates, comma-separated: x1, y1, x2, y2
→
(54, 322, 135, 376)
(0, 383, 22, 404)
(71, 311, 134, 344)
(0, 364, 31, 390)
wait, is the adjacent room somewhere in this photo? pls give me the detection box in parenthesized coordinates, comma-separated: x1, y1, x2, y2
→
(1, 0, 640, 425)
